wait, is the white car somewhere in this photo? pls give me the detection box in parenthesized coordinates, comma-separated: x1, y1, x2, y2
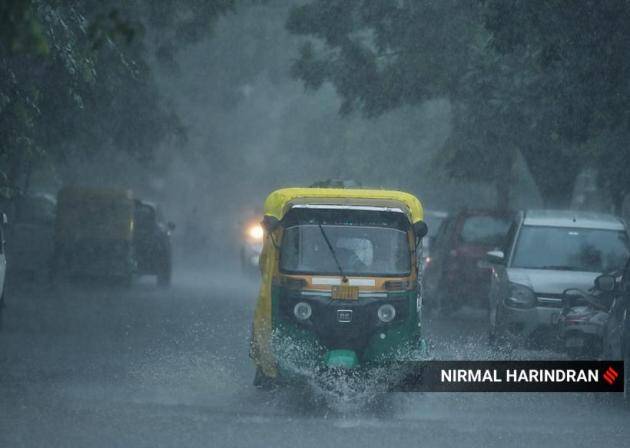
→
(487, 210, 630, 347)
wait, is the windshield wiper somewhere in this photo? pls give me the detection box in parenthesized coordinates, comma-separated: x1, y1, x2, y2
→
(317, 223, 347, 281)
(537, 265, 583, 271)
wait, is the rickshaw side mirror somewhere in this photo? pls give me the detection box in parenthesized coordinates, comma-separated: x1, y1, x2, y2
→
(413, 221, 428, 239)
(594, 274, 616, 292)
(262, 215, 280, 233)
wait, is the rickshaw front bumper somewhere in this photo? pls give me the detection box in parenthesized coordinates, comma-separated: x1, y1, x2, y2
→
(271, 318, 428, 382)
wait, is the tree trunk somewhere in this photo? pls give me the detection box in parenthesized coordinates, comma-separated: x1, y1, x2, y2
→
(496, 178, 510, 211)
(521, 143, 581, 211)
(495, 147, 515, 211)
(540, 183, 576, 209)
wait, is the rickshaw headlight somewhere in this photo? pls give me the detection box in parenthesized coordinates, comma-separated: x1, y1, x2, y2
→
(247, 224, 264, 240)
(377, 304, 396, 323)
(293, 302, 312, 321)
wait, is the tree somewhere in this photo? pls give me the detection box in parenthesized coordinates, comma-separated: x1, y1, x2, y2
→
(286, 0, 595, 208)
(483, 0, 630, 209)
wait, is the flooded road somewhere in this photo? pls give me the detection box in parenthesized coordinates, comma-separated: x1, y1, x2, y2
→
(1, 266, 628, 448)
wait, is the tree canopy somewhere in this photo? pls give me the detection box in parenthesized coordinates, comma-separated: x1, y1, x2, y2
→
(287, 0, 630, 210)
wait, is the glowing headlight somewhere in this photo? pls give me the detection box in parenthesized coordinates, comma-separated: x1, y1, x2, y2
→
(377, 304, 396, 323)
(293, 302, 312, 321)
(247, 224, 264, 240)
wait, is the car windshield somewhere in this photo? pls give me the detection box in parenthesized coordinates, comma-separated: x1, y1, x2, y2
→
(280, 224, 410, 276)
(460, 215, 511, 246)
(511, 226, 630, 272)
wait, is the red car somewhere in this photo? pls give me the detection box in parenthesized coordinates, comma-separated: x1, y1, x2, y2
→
(424, 209, 513, 315)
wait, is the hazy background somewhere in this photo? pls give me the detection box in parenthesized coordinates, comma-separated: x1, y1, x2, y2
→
(4, 0, 549, 264)
(152, 1, 541, 258)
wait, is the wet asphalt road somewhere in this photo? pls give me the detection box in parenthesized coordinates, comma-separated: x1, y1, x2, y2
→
(1, 267, 629, 448)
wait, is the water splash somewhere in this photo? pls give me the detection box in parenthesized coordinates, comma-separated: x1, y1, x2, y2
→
(270, 328, 428, 413)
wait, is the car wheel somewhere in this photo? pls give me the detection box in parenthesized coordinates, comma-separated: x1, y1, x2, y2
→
(157, 257, 172, 288)
(488, 306, 513, 354)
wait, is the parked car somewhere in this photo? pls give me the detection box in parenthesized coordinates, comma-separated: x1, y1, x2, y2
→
(0, 212, 8, 331)
(424, 209, 512, 314)
(487, 210, 630, 348)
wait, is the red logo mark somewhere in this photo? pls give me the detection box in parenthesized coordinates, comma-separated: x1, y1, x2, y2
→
(603, 367, 619, 385)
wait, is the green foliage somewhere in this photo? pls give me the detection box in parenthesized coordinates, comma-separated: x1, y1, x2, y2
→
(484, 0, 630, 141)
(287, 1, 530, 206)
(0, 0, 234, 195)
(287, 0, 478, 116)
(0, 0, 49, 56)
(287, 0, 630, 208)
(484, 0, 630, 209)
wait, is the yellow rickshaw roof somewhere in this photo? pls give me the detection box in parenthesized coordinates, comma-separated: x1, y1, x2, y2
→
(263, 188, 424, 223)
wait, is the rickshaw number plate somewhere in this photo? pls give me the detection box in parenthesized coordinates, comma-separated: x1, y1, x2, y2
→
(332, 285, 359, 300)
(337, 310, 353, 323)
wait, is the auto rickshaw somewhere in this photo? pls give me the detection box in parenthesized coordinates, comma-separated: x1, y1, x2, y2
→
(250, 187, 429, 387)
(53, 187, 136, 283)
(52, 187, 174, 286)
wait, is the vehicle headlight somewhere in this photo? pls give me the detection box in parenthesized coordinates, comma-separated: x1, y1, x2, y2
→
(505, 282, 536, 309)
(293, 302, 312, 320)
(377, 304, 396, 323)
(247, 224, 264, 240)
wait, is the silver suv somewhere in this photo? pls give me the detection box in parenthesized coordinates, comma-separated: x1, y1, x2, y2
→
(487, 210, 629, 346)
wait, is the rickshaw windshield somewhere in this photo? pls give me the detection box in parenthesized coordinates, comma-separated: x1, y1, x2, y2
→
(280, 224, 411, 276)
